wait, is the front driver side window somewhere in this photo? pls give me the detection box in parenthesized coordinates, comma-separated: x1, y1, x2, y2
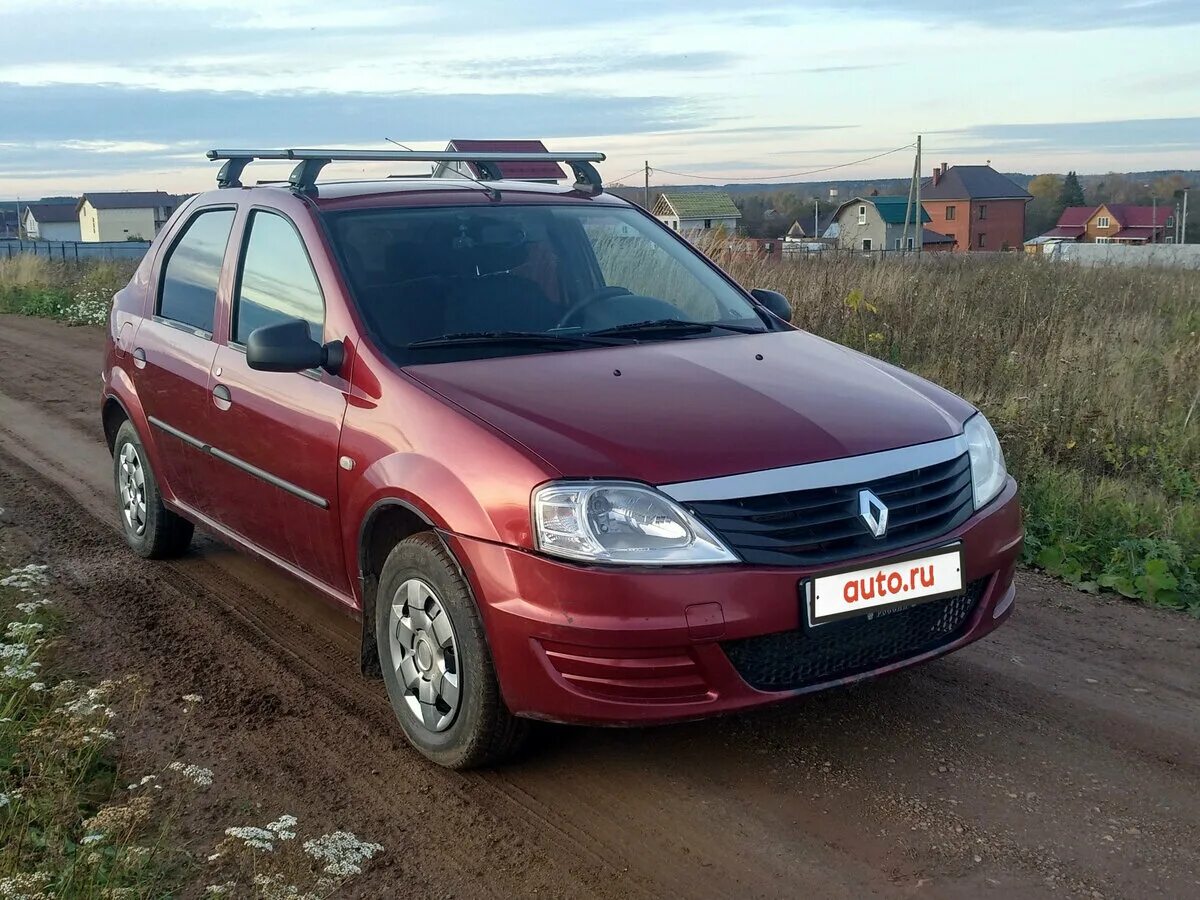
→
(158, 208, 236, 334)
(234, 210, 325, 344)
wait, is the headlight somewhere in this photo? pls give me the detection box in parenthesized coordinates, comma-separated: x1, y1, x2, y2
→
(964, 413, 1007, 509)
(532, 481, 738, 565)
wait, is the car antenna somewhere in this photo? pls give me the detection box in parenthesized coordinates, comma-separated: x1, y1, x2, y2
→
(385, 137, 501, 201)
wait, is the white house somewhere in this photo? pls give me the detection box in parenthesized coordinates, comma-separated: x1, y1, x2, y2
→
(78, 192, 177, 243)
(22, 202, 82, 241)
(652, 191, 741, 235)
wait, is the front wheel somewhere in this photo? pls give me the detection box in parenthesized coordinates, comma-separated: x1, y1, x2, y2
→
(376, 533, 528, 769)
(112, 420, 194, 559)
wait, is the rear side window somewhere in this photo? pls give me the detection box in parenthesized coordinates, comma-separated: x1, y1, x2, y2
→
(234, 211, 324, 344)
(158, 208, 235, 334)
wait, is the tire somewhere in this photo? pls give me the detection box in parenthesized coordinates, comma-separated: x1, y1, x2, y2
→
(112, 420, 194, 559)
(376, 532, 528, 769)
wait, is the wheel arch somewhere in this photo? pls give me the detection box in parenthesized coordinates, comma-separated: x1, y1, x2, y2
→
(102, 393, 133, 454)
(357, 497, 443, 678)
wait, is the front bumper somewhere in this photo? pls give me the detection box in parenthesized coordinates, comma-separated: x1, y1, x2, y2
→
(446, 477, 1022, 726)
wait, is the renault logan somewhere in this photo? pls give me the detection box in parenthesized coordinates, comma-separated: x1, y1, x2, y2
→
(101, 148, 1021, 768)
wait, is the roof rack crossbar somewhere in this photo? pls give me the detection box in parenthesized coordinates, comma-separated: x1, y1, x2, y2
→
(205, 148, 607, 194)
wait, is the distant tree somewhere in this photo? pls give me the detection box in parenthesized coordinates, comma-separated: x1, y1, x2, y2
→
(1059, 171, 1086, 209)
(1025, 173, 1064, 238)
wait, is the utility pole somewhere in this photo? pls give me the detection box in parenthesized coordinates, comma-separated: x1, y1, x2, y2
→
(915, 134, 922, 255)
(813, 198, 819, 239)
(644, 161, 650, 210)
(1182, 187, 1190, 245)
(1152, 195, 1157, 244)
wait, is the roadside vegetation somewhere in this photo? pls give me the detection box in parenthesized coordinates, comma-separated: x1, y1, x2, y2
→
(2, 251, 1196, 611)
(0, 257, 135, 326)
(0, 557, 383, 897)
(712, 249, 1199, 612)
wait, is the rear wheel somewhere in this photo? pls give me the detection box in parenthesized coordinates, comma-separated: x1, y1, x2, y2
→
(376, 532, 528, 769)
(112, 420, 193, 559)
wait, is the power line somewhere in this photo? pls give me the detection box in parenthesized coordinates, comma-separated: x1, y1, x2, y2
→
(606, 167, 646, 185)
(651, 143, 917, 184)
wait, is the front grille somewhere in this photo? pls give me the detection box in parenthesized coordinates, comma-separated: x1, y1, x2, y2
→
(689, 452, 975, 567)
(722, 578, 987, 692)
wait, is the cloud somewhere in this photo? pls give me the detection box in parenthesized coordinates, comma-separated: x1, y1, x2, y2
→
(0, 81, 694, 179)
(458, 51, 742, 78)
(820, 0, 1198, 29)
(936, 116, 1200, 153)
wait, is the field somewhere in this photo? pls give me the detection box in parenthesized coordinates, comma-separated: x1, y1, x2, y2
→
(1, 251, 1197, 611)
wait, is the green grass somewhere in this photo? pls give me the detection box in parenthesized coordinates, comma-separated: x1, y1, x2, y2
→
(0, 257, 136, 326)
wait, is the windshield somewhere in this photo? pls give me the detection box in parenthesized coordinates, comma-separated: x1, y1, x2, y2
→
(325, 203, 772, 363)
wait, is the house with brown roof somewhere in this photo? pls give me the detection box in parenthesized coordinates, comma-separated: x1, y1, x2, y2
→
(431, 139, 566, 183)
(1043, 204, 1174, 244)
(21, 201, 81, 241)
(77, 191, 178, 242)
(921, 164, 1031, 251)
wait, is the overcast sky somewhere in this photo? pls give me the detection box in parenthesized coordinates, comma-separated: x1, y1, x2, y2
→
(2, 0, 1197, 197)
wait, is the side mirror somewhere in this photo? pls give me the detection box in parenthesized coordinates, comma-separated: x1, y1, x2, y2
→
(245, 320, 344, 375)
(751, 288, 793, 324)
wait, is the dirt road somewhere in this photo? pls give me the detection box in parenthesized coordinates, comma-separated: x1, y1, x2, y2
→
(0, 314, 1197, 898)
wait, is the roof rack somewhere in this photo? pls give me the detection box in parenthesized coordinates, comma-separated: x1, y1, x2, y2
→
(205, 148, 607, 196)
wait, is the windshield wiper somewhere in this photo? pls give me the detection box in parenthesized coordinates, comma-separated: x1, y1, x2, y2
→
(584, 318, 765, 338)
(406, 330, 624, 349)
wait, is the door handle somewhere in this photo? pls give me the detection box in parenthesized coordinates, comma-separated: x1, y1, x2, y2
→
(132, 347, 147, 369)
(212, 384, 232, 411)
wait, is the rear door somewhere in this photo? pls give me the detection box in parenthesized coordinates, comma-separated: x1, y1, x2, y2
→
(133, 206, 236, 510)
(204, 207, 350, 593)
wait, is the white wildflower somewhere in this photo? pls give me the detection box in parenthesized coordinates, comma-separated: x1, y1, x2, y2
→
(1, 564, 50, 592)
(1, 641, 31, 661)
(6, 622, 44, 640)
(204, 884, 237, 897)
(224, 825, 276, 852)
(206, 852, 223, 862)
(303, 830, 383, 877)
(266, 814, 298, 841)
(16, 599, 51, 614)
(181, 693, 203, 704)
(29, 682, 46, 692)
(0, 871, 52, 899)
(128, 774, 158, 791)
(167, 761, 214, 787)
(0, 792, 9, 808)
(81, 833, 106, 845)
(3, 660, 40, 681)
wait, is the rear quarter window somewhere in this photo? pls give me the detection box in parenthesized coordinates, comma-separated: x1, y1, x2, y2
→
(157, 208, 236, 334)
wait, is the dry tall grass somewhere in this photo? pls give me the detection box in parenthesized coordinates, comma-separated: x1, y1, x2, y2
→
(709, 249, 1198, 606)
(711, 250, 1198, 487)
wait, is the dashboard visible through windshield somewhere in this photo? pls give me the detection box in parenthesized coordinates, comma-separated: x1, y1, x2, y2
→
(325, 204, 772, 363)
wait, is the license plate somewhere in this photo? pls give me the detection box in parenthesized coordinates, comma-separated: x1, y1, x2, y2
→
(806, 545, 964, 626)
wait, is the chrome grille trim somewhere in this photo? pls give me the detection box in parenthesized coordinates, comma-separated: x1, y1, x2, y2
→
(660, 434, 968, 503)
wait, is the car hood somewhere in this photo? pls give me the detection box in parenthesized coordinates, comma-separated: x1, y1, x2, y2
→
(405, 330, 975, 486)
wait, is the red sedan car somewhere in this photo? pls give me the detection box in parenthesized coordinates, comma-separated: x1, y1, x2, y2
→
(102, 148, 1021, 768)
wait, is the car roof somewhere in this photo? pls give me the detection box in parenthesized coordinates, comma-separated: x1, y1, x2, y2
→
(191, 178, 632, 212)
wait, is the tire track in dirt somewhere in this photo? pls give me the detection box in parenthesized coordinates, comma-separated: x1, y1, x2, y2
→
(1, 314, 1198, 898)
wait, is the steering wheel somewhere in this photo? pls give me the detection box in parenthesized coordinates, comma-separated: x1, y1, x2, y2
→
(556, 286, 633, 329)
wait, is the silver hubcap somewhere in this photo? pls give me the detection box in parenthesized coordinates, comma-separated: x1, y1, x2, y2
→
(118, 443, 147, 536)
(389, 579, 460, 732)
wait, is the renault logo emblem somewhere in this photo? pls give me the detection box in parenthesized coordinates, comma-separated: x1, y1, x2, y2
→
(858, 489, 889, 538)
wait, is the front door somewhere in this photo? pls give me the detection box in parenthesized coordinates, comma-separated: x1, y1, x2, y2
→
(133, 206, 236, 509)
(204, 209, 350, 593)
